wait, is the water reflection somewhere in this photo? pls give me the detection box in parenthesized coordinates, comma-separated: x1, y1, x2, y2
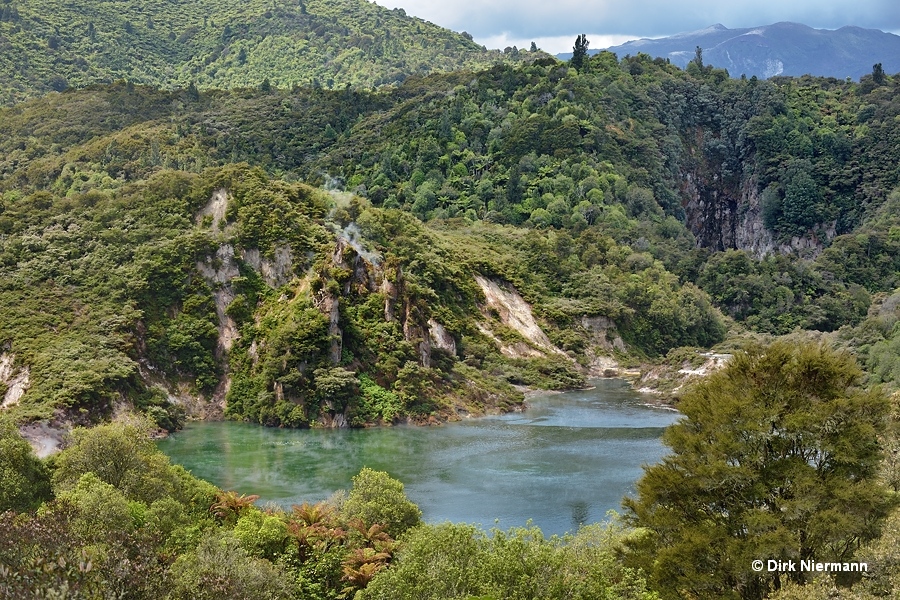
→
(569, 500, 591, 530)
(158, 379, 680, 535)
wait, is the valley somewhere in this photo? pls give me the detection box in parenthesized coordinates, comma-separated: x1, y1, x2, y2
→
(1, 2, 899, 599)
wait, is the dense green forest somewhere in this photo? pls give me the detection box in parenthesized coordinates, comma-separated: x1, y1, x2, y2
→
(2, 51, 900, 429)
(0, 0, 538, 105)
(2, 8, 900, 597)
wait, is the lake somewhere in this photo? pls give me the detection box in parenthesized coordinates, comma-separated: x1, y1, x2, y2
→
(157, 378, 680, 535)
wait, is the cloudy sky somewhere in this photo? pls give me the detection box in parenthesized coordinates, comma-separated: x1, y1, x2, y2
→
(374, 0, 900, 53)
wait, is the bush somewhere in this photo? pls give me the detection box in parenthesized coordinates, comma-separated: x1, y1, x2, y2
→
(54, 472, 135, 541)
(169, 530, 295, 600)
(625, 341, 893, 599)
(341, 468, 421, 537)
(359, 521, 655, 600)
(52, 418, 180, 504)
(0, 418, 51, 512)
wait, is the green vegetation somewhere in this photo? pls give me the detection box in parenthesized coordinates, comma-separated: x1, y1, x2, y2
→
(0, 0, 541, 105)
(1, 41, 899, 424)
(0, 419, 655, 599)
(342, 468, 421, 537)
(0, 417, 51, 512)
(358, 521, 655, 600)
(0, 153, 726, 426)
(3, 342, 899, 599)
(1, 51, 897, 355)
(625, 342, 896, 599)
(3, 22, 900, 599)
(0, 418, 386, 599)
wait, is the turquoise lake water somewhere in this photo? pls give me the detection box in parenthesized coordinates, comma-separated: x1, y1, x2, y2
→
(158, 378, 680, 535)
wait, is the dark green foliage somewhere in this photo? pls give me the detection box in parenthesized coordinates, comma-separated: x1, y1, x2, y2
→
(0, 0, 537, 106)
(314, 366, 360, 415)
(2, 18, 900, 599)
(226, 300, 331, 427)
(359, 521, 656, 600)
(836, 288, 900, 394)
(351, 374, 403, 424)
(872, 63, 886, 85)
(0, 170, 221, 420)
(52, 420, 171, 500)
(0, 504, 173, 600)
(693, 46, 703, 69)
(1, 44, 899, 420)
(169, 530, 295, 600)
(0, 417, 51, 512)
(0, 421, 223, 599)
(571, 34, 589, 72)
(625, 341, 894, 599)
(135, 389, 187, 433)
(0, 420, 327, 598)
(699, 249, 871, 334)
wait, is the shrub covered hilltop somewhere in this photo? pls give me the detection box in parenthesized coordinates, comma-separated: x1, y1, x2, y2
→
(2, 2, 900, 595)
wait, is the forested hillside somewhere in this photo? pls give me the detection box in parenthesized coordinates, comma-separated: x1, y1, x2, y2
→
(0, 0, 537, 105)
(3, 10, 900, 598)
(2, 50, 900, 427)
(2, 51, 899, 381)
(0, 157, 732, 428)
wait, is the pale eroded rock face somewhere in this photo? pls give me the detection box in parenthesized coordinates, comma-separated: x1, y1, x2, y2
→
(580, 316, 626, 352)
(196, 244, 241, 354)
(195, 188, 229, 232)
(579, 317, 626, 377)
(0, 352, 30, 409)
(240, 245, 294, 288)
(637, 352, 732, 396)
(428, 319, 456, 356)
(475, 322, 544, 358)
(474, 275, 566, 358)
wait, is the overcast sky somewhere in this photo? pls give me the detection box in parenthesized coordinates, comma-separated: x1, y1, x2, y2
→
(374, 0, 900, 53)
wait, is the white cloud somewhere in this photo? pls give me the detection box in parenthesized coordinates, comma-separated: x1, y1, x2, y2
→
(372, 0, 900, 42)
(476, 33, 642, 54)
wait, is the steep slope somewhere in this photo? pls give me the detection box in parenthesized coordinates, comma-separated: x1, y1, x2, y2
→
(0, 0, 539, 105)
(0, 159, 733, 428)
(599, 22, 900, 79)
(3, 52, 900, 338)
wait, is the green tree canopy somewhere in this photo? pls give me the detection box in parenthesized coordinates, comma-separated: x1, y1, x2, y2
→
(0, 418, 51, 512)
(340, 468, 421, 537)
(359, 521, 656, 600)
(571, 34, 589, 71)
(624, 341, 894, 600)
(52, 417, 179, 504)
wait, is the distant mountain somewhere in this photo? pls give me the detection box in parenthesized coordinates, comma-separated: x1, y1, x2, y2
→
(0, 0, 537, 105)
(561, 23, 900, 80)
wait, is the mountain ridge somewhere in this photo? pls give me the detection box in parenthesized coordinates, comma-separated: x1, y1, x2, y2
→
(557, 22, 900, 79)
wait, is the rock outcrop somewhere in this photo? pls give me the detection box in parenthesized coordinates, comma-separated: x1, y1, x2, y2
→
(580, 316, 626, 377)
(195, 187, 229, 232)
(0, 352, 30, 409)
(428, 319, 457, 356)
(196, 244, 241, 355)
(474, 275, 566, 358)
(682, 170, 831, 258)
(241, 245, 294, 288)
